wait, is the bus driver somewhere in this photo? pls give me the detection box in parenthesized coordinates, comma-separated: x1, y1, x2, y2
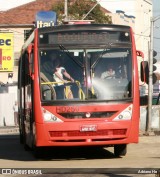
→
(101, 63, 116, 79)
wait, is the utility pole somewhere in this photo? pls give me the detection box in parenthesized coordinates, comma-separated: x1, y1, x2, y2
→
(146, 15, 160, 135)
(64, 0, 68, 21)
(146, 17, 154, 135)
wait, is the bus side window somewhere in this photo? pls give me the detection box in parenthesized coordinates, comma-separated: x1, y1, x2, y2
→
(24, 53, 30, 85)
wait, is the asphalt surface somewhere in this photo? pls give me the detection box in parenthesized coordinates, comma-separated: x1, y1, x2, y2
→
(0, 127, 159, 177)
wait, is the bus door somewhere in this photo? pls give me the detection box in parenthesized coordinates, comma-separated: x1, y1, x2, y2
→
(21, 52, 34, 148)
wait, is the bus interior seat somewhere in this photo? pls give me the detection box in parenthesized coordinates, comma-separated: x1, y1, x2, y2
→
(40, 72, 56, 100)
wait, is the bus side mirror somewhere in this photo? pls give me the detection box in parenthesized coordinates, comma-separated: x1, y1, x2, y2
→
(27, 44, 34, 78)
(137, 50, 150, 84)
(140, 61, 149, 84)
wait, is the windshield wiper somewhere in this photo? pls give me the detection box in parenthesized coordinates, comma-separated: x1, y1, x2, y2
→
(59, 45, 84, 68)
(91, 44, 112, 69)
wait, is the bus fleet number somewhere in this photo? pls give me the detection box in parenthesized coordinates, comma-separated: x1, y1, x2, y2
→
(56, 106, 79, 113)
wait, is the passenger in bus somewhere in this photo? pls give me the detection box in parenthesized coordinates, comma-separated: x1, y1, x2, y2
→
(41, 53, 67, 100)
(41, 53, 58, 81)
(101, 63, 116, 79)
(53, 58, 74, 99)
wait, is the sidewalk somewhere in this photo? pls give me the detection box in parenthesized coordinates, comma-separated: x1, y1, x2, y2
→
(0, 126, 19, 134)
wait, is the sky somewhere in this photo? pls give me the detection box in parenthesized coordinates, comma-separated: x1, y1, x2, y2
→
(0, 0, 137, 15)
(0, 0, 35, 11)
(99, 0, 135, 16)
(0, 0, 158, 17)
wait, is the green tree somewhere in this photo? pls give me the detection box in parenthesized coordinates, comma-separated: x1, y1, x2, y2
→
(52, 0, 112, 24)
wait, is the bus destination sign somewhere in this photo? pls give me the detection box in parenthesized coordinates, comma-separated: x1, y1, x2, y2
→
(39, 31, 130, 45)
(49, 32, 110, 44)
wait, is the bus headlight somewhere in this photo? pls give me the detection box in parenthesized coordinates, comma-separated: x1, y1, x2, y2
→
(113, 105, 132, 120)
(42, 109, 63, 122)
(118, 111, 131, 120)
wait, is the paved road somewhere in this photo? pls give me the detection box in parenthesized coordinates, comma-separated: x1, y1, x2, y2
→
(0, 128, 159, 177)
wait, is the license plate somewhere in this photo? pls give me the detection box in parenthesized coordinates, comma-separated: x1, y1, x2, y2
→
(80, 125, 97, 132)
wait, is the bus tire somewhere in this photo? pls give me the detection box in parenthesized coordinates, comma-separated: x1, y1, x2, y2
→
(23, 129, 31, 151)
(19, 130, 23, 144)
(114, 144, 127, 157)
(19, 116, 24, 144)
(24, 143, 31, 151)
(24, 136, 31, 151)
(19, 123, 23, 144)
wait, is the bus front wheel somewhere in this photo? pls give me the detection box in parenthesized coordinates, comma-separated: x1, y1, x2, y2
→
(114, 144, 127, 157)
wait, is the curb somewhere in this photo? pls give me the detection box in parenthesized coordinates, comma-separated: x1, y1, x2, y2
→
(0, 127, 19, 134)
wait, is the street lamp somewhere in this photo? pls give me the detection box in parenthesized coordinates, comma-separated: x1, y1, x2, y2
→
(146, 15, 160, 135)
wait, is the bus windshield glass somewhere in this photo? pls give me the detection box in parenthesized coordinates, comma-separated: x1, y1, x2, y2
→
(39, 30, 132, 101)
(40, 46, 132, 101)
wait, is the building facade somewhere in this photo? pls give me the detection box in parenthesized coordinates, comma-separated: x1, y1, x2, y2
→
(105, 0, 152, 60)
(0, 0, 57, 84)
(109, 10, 135, 30)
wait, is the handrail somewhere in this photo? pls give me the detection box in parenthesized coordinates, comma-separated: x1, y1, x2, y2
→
(41, 80, 85, 100)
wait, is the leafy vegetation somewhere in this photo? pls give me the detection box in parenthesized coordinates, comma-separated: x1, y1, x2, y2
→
(52, 0, 112, 24)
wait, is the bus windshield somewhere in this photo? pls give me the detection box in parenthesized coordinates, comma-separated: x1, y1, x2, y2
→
(40, 45, 132, 101)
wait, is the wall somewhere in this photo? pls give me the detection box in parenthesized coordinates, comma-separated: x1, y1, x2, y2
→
(110, 11, 135, 30)
(135, 0, 152, 61)
(0, 93, 15, 126)
(0, 85, 17, 126)
(140, 105, 160, 131)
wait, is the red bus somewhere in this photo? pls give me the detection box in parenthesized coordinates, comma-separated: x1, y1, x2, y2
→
(18, 18, 143, 157)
